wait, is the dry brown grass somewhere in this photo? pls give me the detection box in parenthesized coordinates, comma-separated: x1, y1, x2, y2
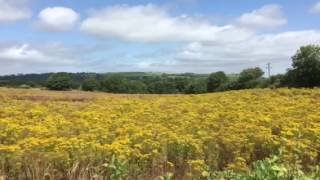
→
(0, 87, 182, 102)
(0, 88, 100, 102)
(9, 94, 94, 102)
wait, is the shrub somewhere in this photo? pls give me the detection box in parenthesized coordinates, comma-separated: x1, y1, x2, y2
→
(46, 72, 72, 91)
(81, 78, 100, 91)
(207, 71, 228, 92)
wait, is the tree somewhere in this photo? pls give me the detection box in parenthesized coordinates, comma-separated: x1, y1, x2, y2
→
(81, 77, 100, 91)
(238, 67, 264, 83)
(148, 81, 178, 94)
(286, 45, 320, 87)
(268, 74, 284, 88)
(125, 81, 148, 94)
(173, 77, 189, 93)
(237, 67, 264, 88)
(184, 79, 207, 94)
(281, 69, 297, 87)
(46, 73, 73, 91)
(207, 71, 228, 92)
(101, 75, 128, 93)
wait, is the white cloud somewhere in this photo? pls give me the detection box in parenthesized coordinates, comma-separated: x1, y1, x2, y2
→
(80, 4, 252, 43)
(36, 7, 79, 32)
(0, 44, 75, 64)
(115, 30, 320, 74)
(0, 0, 32, 23)
(0, 43, 88, 75)
(310, 2, 320, 14)
(0, 42, 118, 75)
(160, 30, 320, 73)
(236, 4, 287, 29)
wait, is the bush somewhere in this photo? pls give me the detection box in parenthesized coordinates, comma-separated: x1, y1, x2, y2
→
(184, 79, 207, 94)
(81, 77, 100, 91)
(46, 72, 73, 91)
(268, 74, 284, 88)
(207, 71, 228, 92)
(101, 75, 128, 93)
(237, 67, 264, 89)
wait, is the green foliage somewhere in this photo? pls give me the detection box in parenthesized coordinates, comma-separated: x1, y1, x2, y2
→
(268, 74, 284, 88)
(125, 80, 148, 94)
(101, 75, 128, 93)
(205, 155, 320, 180)
(102, 155, 128, 180)
(200, 165, 214, 180)
(237, 67, 264, 89)
(46, 72, 72, 91)
(249, 156, 290, 180)
(207, 71, 228, 92)
(184, 79, 207, 94)
(238, 67, 264, 83)
(148, 80, 179, 94)
(281, 69, 297, 87)
(81, 77, 100, 91)
(172, 77, 189, 92)
(285, 45, 320, 87)
(246, 155, 320, 180)
(101, 75, 148, 93)
(159, 173, 173, 180)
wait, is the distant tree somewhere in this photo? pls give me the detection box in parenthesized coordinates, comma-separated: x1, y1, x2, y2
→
(237, 67, 264, 88)
(218, 81, 240, 91)
(172, 78, 189, 93)
(46, 72, 72, 91)
(207, 71, 228, 92)
(81, 77, 100, 91)
(184, 79, 207, 94)
(238, 67, 264, 83)
(125, 81, 148, 94)
(148, 81, 178, 94)
(267, 74, 284, 88)
(281, 69, 297, 87)
(101, 75, 128, 93)
(285, 45, 320, 87)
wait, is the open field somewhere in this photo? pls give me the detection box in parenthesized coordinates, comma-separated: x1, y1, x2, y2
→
(1, 88, 320, 179)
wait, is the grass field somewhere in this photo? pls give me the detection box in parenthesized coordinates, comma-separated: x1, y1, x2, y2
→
(0, 88, 320, 179)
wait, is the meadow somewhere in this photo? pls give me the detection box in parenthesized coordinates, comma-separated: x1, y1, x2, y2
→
(0, 88, 320, 179)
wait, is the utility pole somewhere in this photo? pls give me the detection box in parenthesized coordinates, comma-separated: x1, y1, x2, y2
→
(266, 63, 271, 78)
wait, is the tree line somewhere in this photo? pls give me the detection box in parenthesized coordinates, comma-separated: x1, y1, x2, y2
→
(1, 45, 320, 93)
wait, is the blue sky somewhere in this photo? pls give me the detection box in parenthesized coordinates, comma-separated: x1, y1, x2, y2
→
(0, 0, 320, 75)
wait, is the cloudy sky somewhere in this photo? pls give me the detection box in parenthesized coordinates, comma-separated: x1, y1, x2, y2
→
(1, 0, 320, 75)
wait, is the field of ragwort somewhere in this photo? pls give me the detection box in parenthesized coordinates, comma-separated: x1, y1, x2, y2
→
(0, 88, 320, 179)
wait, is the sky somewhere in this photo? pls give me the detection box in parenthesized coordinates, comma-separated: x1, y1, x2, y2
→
(1, 0, 320, 75)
